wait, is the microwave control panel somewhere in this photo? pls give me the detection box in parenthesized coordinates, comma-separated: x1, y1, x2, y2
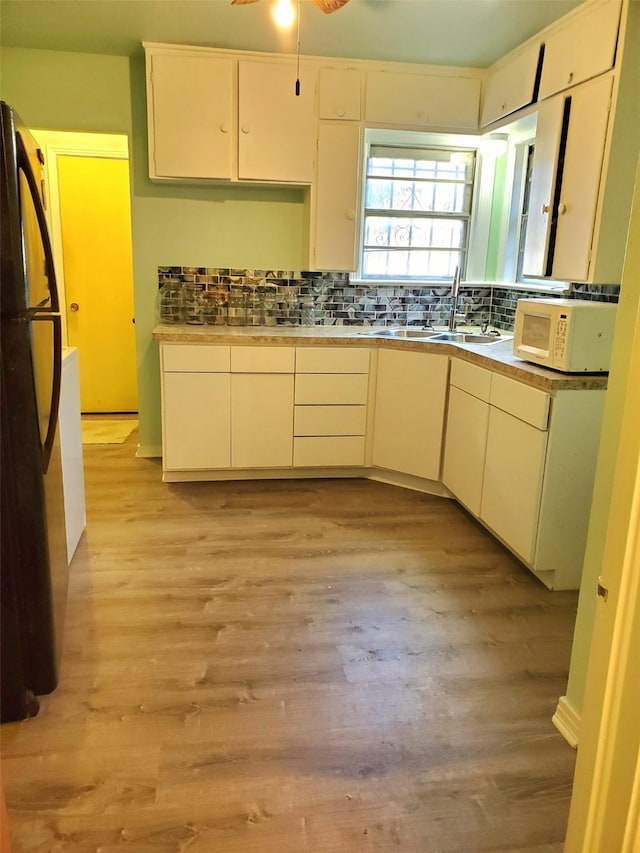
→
(554, 316, 568, 361)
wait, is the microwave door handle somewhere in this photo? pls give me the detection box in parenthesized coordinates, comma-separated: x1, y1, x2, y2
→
(16, 132, 60, 312)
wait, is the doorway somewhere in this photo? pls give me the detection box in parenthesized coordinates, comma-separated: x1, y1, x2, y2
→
(35, 131, 138, 415)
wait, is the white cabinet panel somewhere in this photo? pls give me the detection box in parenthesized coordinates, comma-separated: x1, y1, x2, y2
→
(295, 373, 369, 405)
(231, 374, 294, 468)
(481, 42, 542, 127)
(162, 372, 231, 470)
(312, 123, 361, 272)
(538, 0, 621, 100)
(230, 345, 295, 373)
(294, 405, 367, 437)
(295, 346, 369, 374)
(489, 373, 550, 430)
(365, 70, 480, 129)
(163, 344, 230, 373)
(372, 349, 449, 480)
(238, 60, 317, 184)
(319, 67, 361, 119)
(480, 407, 548, 564)
(147, 52, 235, 181)
(60, 348, 86, 563)
(442, 385, 490, 517)
(450, 358, 492, 401)
(294, 436, 365, 467)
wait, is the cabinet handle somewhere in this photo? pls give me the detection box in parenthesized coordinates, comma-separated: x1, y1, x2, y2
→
(220, 123, 230, 134)
(558, 202, 567, 215)
(241, 124, 251, 134)
(541, 203, 551, 214)
(346, 209, 356, 220)
(337, 108, 346, 118)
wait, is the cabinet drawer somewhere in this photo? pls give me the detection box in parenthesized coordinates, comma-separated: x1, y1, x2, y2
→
(490, 374, 550, 429)
(162, 344, 230, 373)
(293, 436, 365, 467)
(295, 373, 369, 405)
(295, 347, 370, 374)
(294, 405, 367, 436)
(230, 346, 295, 373)
(450, 358, 492, 402)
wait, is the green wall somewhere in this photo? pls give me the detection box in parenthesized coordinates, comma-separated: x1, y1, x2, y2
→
(0, 47, 308, 454)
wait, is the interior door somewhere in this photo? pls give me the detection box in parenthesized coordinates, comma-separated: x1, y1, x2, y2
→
(57, 155, 137, 413)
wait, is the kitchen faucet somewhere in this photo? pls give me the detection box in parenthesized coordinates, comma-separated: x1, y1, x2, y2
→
(448, 265, 466, 331)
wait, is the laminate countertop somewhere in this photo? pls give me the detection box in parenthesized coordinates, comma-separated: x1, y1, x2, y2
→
(152, 324, 610, 393)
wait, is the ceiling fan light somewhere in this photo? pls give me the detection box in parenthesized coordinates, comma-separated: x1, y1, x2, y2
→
(273, 0, 295, 28)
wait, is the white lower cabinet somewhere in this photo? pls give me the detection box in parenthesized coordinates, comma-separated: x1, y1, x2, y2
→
(231, 373, 294, 468)
(372, 349, 449, 481)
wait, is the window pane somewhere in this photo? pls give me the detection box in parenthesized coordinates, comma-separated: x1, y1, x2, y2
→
(364, 216, 466, 249)
(365, 179, 471, 214)
(363, 247, 464, 279)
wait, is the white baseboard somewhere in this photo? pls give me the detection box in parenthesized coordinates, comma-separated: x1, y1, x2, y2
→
(553, 695, 581, 748)
(136, 444, 162, 459)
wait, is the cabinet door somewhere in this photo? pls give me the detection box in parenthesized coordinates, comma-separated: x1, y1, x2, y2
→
(480, 42, 542, 127)
(318, 68, 361, 120)
(231, 374, 294, 468)
(372, 350, 449, 480)
(238, 60, 316, 183)
(365, 71, 480, 129)
(162, 372, 231, 470)
(312, 123, 361, 272)
(538, 0, 621, 100)
(148, 52, 234, 180)
(480, 407, 548, 565)
(523, 75, 613, 281)
(442, 386, 490, 517)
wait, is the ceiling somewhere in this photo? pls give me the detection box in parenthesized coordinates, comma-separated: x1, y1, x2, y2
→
(0, 0, 583, 67)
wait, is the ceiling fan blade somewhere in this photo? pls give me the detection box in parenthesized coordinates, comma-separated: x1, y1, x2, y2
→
(312, 0, 351, 12)
(231, 0, 261, 5)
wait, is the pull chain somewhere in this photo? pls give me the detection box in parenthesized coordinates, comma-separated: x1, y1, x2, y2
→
(295, 0, 301, 95)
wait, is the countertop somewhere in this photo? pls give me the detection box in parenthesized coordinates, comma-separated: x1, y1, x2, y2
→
(152, 324, 609, 393)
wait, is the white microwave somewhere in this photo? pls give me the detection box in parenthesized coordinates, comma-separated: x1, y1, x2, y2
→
(513, 298, 617, 373)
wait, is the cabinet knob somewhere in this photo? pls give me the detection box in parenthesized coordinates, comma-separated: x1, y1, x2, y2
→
(220, 123, 230, 134)
(337, 108, 346, 118)
(241, 124, 251, 134)
(558, 202, 568, 215)
(541, 203, 551, 214)
(346, 209, 356, 221)
(69, 302, 79, 312)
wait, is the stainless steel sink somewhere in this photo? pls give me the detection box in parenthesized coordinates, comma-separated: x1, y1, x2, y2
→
(358, 328, 438, 339)
(428, 332, 507, 344)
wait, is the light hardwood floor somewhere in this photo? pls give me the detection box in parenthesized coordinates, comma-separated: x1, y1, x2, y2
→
(1, 431, 578, 852)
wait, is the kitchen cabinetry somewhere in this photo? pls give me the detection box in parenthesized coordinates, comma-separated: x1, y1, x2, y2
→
(522, 73, 613, 282)
(480, 42, 542, 127)
(372, 349, 448, 481)
(442, 360, 491, 516)
(537, 0, 621, 101)
(365, 70, 481, 129)
(144, 46, 317, 184)
(312, 123, 361, 271)
(294, 347, 370, 467)
(318, 67, 361, 120)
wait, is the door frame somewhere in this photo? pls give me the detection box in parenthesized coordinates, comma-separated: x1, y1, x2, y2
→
(32, 130, 129, 346)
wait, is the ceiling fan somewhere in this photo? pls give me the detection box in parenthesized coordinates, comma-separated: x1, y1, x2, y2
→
(231, 0, 350, 13)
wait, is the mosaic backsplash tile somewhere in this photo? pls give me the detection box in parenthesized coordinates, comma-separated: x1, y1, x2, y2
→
(158, 267, 620, 331)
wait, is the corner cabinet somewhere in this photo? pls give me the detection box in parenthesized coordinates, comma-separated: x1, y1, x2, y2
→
(442, 359, 606, 590)
(144, 46, 317, 185)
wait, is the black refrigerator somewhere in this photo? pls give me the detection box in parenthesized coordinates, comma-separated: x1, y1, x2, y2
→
(1, 101, 69, 722)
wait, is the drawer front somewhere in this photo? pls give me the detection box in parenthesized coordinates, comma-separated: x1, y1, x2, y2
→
(162, 343, 230, 373)
(450, 358, 492, 401)
(490, 373, 550, 429)
(293, 436, 365, 467)
(295, 373, 369, 405)
(295, 346, 370, 374)
(294, 405, 367, 436)
(230, 345, 295, 373)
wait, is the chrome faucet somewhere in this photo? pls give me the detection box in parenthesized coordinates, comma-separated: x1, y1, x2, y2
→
(448, 265, 465, 331)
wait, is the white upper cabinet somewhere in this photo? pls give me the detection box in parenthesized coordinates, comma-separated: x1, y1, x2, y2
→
(318, 67, 362, 120)
(522, 74, 614, 282)
(147, 51, 235, 181)
(480, 42, 543, 127)
(312, 123, 361, 272)
(237, 59, 317, 184)
(537, 0, 622, 101)
(365, 70, 481, 129)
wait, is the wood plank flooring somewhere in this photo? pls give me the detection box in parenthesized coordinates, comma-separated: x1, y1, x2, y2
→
(1, 432, 578, 851)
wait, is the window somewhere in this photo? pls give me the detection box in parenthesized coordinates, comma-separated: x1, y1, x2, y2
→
(360, 144, 476, 282)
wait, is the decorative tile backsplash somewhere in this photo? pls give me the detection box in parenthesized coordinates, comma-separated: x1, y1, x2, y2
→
(158, 267, 619, 331)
